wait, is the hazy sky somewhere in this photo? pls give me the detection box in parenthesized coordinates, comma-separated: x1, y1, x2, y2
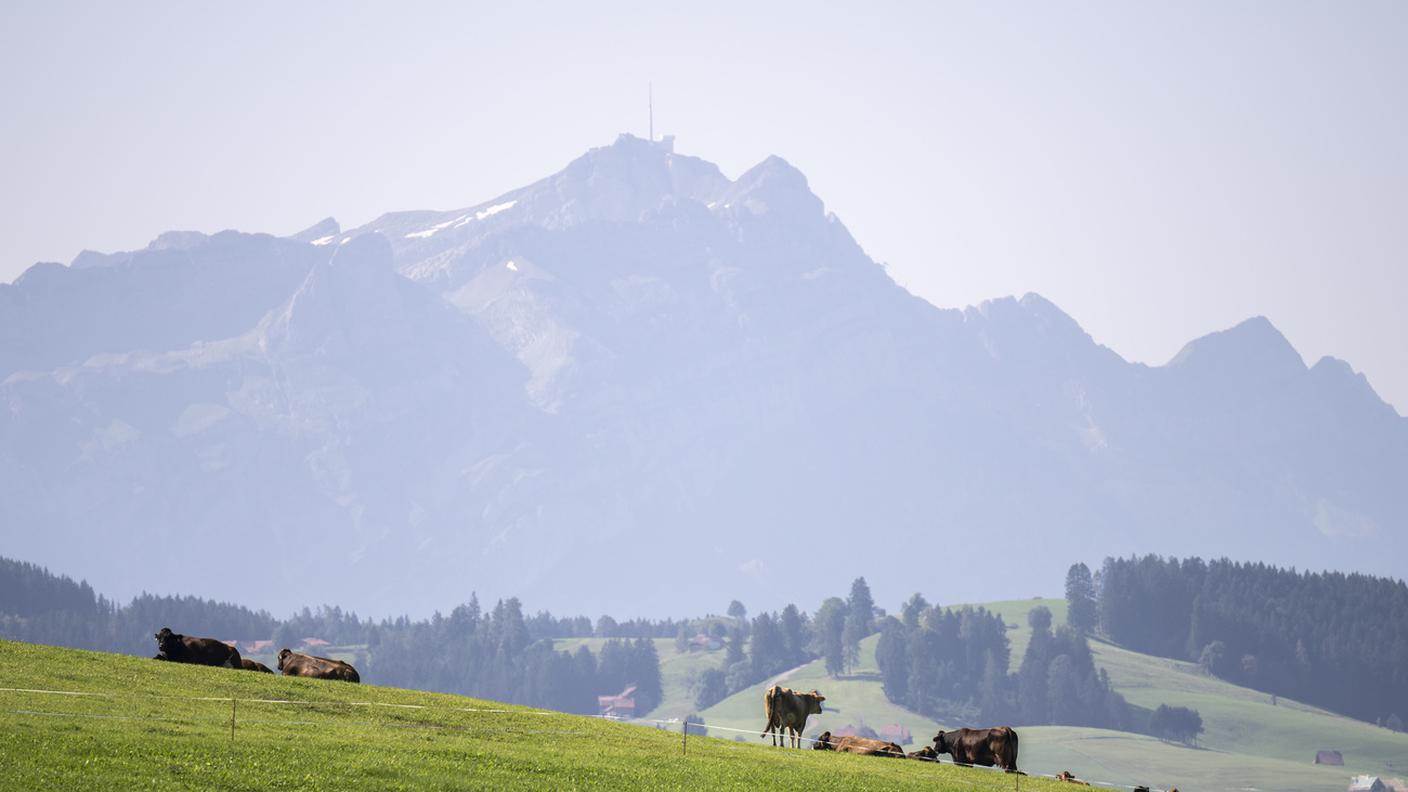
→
(3, 2, 1405, 411)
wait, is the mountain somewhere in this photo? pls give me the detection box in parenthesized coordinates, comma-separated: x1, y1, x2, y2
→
(2, 134, 1404, 617)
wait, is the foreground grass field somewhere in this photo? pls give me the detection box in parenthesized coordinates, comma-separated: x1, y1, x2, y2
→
(0, 640, 1067, 792)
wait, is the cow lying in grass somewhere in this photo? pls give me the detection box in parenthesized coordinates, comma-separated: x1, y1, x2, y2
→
(239, 658, 275, 673)
(277, 648, 360, 682)
(811, 731, 906, 758)
(907, 745, 940, 762)
(153, 628, 241, 668)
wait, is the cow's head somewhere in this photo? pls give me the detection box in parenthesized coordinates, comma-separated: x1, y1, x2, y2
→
(806, 690, 826, 715)
(277, 648, 293, 671)
(812, 731, 833, 750)
(154, 628, 178, 652)
(933, 730, 950, 754)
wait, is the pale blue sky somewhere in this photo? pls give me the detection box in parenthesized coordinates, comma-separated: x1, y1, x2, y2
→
(3, 2, 1405, 411)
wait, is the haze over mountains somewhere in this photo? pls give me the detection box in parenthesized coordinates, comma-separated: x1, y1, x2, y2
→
(2, 135, 1403, 618)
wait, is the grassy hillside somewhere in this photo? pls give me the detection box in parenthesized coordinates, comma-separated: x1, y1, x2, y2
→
(685, 599, 1408, 792)
(983, 598, 1408, 781)
(0, 639, 1070, 792)
(696, 635, 945, 749)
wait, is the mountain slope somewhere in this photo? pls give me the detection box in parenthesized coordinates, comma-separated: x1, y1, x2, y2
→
(1, 134, 1404, 617)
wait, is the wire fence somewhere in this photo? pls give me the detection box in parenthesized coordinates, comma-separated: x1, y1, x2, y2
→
(0, 685, 1173, 791)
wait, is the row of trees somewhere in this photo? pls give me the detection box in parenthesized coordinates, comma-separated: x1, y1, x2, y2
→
(870, 600, 1168, 736)
(0, 556, 664, 717)
(875, 598, 1009, 723)
(370, 596, 662, 714)
(1094, 555, 1408, 729)
(691, 579, 878, 710)
(1014, 606, 1140, 732)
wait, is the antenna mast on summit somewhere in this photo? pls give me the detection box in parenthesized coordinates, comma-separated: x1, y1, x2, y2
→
(649, 82, 654, 142)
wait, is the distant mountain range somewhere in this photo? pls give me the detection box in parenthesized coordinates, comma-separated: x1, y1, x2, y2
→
(3, 134, 1403, 617)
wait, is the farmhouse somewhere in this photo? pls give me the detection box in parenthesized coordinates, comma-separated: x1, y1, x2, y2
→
(688, 633, 722, 651)
(597, 685, 637, 719)
(1349, 776, 1387, 792)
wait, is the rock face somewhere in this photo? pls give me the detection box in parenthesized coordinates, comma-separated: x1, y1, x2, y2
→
(2, 134, 1404, 617)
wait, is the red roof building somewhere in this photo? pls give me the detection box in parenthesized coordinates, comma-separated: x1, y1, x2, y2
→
(597, 685, 638, 719)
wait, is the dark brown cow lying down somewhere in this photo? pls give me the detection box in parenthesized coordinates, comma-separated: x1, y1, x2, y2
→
(153, 628, 241, 668)
(933, 726, 1020, 772)
(812, 731, 906, 758)
(239, 658, 275, 674)
(278, 649, 360, 683)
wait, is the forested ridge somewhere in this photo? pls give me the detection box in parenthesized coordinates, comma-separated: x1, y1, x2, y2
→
(1095, 555, 1408, 730)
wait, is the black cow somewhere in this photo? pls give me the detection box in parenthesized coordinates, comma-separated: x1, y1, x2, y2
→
(153, 627, 241, 668)
(932, 726, 1019, 772)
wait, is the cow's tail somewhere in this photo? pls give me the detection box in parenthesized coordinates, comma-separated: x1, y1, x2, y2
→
(761, 686, 776, 739)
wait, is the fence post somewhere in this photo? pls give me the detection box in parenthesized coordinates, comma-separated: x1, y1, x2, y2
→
(230, 697, 236, 742)
(681, 717, 689, 756)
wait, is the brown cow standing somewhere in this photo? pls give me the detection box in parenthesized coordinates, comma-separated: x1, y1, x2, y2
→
(812, 731, 906, 757)
(153, 628, 241, 668)
(932, 726, 1020, 772)
(277, 649, 360, 683)
(761, 686, 825, 747)
(239, 658, 275, 674)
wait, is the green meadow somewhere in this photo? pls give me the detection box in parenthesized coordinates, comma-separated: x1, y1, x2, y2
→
(0, 639, 1062, 792)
